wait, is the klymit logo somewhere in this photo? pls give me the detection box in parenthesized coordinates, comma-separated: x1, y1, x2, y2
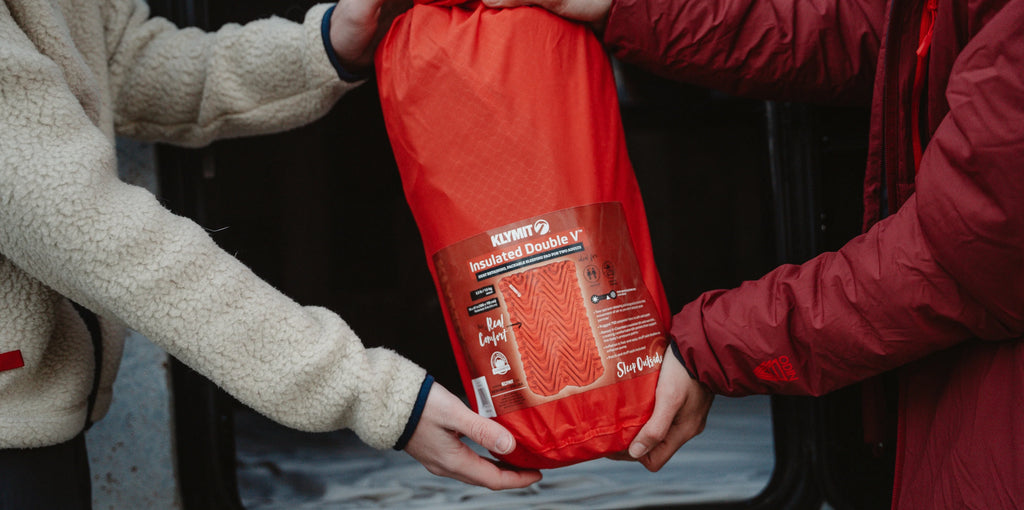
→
(754, 356, 798, 382)
(533, 219, 550, 235)
(490, 219, 550, 247)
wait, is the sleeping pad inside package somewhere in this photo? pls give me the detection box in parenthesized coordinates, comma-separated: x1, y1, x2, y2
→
(375, 0, 672, 468)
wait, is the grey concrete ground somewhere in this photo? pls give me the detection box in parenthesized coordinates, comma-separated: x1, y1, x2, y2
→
(235, 395, 775, 509)
(87, 330, 181, 510)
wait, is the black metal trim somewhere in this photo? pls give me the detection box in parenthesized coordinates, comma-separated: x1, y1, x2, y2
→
(765, 101, 894, 510)
(71, 301, 103, 431)
(170, 360, 244, 510)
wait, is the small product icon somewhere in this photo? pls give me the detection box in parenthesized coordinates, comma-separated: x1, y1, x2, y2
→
(602, 261, 618, 286)
(491, 351, 511, 375)
(602, 261, 615, 279)
(590, 290, 618, 304)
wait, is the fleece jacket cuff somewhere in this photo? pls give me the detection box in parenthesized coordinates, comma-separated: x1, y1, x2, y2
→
(394, 374, 434, 450)
(321, 6, 370, 82)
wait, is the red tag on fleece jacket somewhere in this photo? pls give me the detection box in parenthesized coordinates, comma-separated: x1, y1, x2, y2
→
(0, 350, 25, 372)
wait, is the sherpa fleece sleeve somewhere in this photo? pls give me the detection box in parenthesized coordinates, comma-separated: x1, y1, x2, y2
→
(0, 6, 425, 449)
(102, 0, 353, 146)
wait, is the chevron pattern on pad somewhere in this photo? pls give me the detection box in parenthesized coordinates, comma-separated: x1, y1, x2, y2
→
(499, 261, 604, 396)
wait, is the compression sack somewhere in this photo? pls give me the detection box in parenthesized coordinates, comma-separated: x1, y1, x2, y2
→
(376, 0, 671, 468)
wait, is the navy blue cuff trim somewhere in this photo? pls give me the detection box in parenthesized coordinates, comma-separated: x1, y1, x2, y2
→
(321, 6, 369, 82)
(668, 338, 698, 380)
(394, 374, 434, 450)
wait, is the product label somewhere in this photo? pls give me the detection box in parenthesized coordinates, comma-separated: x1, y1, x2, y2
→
(434, 203, 667, 416)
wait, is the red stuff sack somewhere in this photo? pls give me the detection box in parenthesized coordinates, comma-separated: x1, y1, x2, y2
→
(376, 0, 671, 468)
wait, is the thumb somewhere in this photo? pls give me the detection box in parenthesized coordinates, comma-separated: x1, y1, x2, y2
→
(451, 406, 516, 455)
(628, 388, 681, 459)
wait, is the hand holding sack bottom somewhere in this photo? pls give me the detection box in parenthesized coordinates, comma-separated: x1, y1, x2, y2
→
(376, 0, 671, 468)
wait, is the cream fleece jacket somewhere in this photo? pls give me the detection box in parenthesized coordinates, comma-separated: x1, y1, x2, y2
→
(0, 0, 426, 449)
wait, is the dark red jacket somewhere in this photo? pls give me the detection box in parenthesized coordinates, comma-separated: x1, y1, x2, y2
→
(602, 0, 1024, 506)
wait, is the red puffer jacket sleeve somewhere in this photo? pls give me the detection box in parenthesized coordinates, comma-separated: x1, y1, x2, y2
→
(602, 0, 885, 104)
(670, 0, 1024, 397)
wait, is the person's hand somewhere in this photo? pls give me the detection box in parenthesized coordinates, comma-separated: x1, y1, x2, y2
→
(480, 0, 612, 29)
(404, 383, 543, 489)
(620, 350, 714, 472)
(329, 0, 412, 71)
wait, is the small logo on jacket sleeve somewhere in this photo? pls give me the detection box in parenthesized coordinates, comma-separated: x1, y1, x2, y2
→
(754, 356, 798, 382)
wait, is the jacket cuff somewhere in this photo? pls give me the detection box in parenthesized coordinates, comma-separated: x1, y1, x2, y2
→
(393, 374, 434, 450)
(321, 6, 370, 82)
(668, 334, 698, 380)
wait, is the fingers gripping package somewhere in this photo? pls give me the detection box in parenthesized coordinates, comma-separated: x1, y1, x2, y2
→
(376, 0, 671, 468)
